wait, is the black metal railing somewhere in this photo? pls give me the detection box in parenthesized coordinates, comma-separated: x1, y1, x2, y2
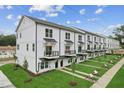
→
(44, 51, 59, 57)
(65, 50, 76, 55)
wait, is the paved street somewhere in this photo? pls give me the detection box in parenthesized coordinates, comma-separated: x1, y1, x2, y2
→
(91, 57, 124, 88)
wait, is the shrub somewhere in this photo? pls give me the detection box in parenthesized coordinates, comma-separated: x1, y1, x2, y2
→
(23, 59, 28, 70)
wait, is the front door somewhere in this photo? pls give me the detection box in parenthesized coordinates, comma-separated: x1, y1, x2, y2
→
(55, 60, 58, 68)
(60, 60, 63, 67)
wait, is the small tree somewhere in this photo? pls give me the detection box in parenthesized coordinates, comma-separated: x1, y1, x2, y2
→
(23, 58, 28, 70)
(69, 57, 77, 86)
(71, 58, 76, 81)
(13, 54, 17, 61)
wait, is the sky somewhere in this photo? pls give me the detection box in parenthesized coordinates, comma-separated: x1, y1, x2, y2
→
(0, 5, 124, 36)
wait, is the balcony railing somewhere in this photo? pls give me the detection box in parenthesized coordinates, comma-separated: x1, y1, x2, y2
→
(78, 50, 86, 53)
(65, 50, 76, 55)
(44, 51, 59, 57)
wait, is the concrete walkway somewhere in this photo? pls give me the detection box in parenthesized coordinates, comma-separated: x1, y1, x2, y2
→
(78, 64, 105, 70)
(0, 71, 15, 88)
(91, 57, 124, 88)
(58, 69, 93, 82)
(64, 67, 100, 79)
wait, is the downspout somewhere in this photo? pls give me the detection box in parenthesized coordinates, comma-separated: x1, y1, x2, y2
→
(35, 23, 38, 73)
(74, 32, 76, 54)
(59, 28, 61, 57)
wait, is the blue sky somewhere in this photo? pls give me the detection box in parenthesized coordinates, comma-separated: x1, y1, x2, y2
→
(0, 5, 124, 36)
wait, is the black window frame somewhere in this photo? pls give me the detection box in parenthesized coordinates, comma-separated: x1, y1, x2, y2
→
(41, 62, 44, 69)
(32, 43, 35, 52)
(45, 28, 53, 38)
(78, 35, 82, 41)
(27, 44, 29, 51)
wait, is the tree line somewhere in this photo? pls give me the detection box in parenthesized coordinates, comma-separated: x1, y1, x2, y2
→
(113, 25, 124, 49)
(0, 34, 16, 46)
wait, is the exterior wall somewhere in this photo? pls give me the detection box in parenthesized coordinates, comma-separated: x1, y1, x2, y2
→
(16, 16, 121, 74)
(16, 17, 36, 73)
(60, 29, 75, 55)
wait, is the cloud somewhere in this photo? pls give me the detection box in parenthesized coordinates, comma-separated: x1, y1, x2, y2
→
(0, 5, 4, 9)
(29, 5, 64, 17)
(66, 20, 81, 24)
(47, 13, 58, 17)
(6, 14, 13, 20)
(17, 15, 22, 20)
(87, 18, 99, 22)
(97, 5, 107, 8)
(95, 8, 103, 14)
(76, 20, 81, 24)
(6, 5, 13, 10)
(79, 9, 86, 15)
(40, 17, 47, 21)
(66, 21, 71, 24)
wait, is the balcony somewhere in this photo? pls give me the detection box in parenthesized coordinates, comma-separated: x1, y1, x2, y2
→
(87, 40, 92, 43)
(77, 50, 87, 55)
(44, 51, 59, 57)
(65, 50, 76, 55)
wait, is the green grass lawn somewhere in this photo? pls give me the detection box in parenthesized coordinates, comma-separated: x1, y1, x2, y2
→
(68, 64, 107, 76)
(0, 64, 92, 88)
(107, 65, 124, 88)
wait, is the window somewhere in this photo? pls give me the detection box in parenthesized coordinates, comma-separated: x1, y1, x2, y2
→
(20, 33, 21, 38)
(87, 45, 90, 50)
(45, 46, 52, 55)
(65, 32, 70, 39)
(78, 35, 82, 41)
(27, 44, 29, 51)
(68, 58, 72, 63)
(99, 45, 101, 49)
(41, 62, 44, 69)
(78, 46, 82, 52)
(32, 44, 35, 51)
(45, 62, 48, 68)
(45, 28, 53, 38)
(17, 44, 19, 50)
(87, 35, 90, 41)
(94, 45, 96, 49)
(65, 46, 70, 51)
(94, 37, 96, 41)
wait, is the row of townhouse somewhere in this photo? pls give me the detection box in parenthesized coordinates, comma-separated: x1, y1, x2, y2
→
(0, 46, 16, 59)
(16, 15, 120, 74)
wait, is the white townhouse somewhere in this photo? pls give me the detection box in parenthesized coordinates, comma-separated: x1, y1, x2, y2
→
(16, 15, 120, 74)
(0, 46, 16, 59)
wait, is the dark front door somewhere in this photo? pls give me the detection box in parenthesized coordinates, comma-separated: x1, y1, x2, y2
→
(55, 60, 58, 68)
(60, 60, 63, 67)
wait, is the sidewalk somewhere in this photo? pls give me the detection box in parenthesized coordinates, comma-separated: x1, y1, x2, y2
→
(91, 57, 124, 88)
(0, 71, 15, 88)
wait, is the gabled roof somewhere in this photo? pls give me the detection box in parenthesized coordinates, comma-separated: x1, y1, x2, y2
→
(23, 15, 86, 34)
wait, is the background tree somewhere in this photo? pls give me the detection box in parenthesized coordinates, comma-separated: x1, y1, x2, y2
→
(0, 34, 16, 46)
(113, 25, 124, 48)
